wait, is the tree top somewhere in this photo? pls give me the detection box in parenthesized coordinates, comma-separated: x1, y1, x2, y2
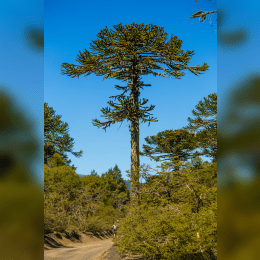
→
(61, 22, 209, 81)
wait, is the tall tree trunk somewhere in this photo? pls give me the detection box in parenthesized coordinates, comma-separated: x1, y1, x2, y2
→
(130, 114, 139, 199)
(130, 59, 140, 199)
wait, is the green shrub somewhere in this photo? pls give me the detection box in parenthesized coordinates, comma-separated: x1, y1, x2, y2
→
(115, 162, 217, 260)
(81, 216, 110, 233)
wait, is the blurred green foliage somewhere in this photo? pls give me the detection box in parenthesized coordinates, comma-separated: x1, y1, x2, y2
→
(218, 76, 260, 259)
(24, 26, 44, 51)
(0, 2, 44, 258)
(0, 91, 43, 259)
(217, 2, 260, 259)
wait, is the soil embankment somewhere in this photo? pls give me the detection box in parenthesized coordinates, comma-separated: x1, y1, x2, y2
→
(44, 231, 124, 259)
(44, 230, 112, 250)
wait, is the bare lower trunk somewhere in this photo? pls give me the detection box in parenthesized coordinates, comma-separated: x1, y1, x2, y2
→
(130, 117, 140, 199)
(130, 64, 140, 200)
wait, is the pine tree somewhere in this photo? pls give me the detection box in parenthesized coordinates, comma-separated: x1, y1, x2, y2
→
(141, 94, 217, 164)
(61, 22, 209, 199)
(100, 165, 130, 208)
(44, 102, 83, 166)
(141, 129, 197, 170)
(185, 93, 217, 161)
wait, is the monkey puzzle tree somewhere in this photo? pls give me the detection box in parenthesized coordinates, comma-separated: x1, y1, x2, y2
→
(185, 93, 217, 161)
(141, 129, 197, 170)
(61, 22, 209, 199)
(44, 102, 83, 166)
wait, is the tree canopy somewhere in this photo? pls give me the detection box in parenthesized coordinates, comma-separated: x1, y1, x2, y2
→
(44, 102, 83, 166)
(61, 22, 209, 199)
(142, 93, 217, 166)
(185, 93, 217, 160)
(141, 129, 197, 169)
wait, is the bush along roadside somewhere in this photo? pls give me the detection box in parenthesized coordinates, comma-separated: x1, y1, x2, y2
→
(44, 155, 130, 235)
(114, 160, 217, 260)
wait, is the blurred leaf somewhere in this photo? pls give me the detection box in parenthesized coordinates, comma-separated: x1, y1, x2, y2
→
(217, 7, 249, 48)
(0, 90, 40, 182)
(0, 90, 43, 259)
(24, 26, 44, 51)
(218, 76, 260, 158)
(0, 182, 43, 259)
(218, 30, 248, 48)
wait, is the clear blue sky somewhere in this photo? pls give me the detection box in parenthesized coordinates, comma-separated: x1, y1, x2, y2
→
(44, 0, 217, 180)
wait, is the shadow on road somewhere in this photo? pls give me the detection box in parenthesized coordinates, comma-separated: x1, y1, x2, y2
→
(44, 235, 74, 249)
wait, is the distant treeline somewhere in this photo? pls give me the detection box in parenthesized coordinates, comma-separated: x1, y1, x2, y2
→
(44, 155, 129, 234)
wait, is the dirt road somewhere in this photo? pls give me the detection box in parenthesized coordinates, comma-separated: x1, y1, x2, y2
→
(44, 238, 113, 260)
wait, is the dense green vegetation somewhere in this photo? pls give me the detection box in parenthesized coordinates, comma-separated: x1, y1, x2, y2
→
(44, 154, 129, 234)
(44, 103, 129, 234)
(115, 159, 217, 260)
(44, 93, 217, 259)
(113, 93, 217, 259)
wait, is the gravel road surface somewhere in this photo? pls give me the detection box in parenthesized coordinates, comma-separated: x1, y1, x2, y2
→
(44, 238, 113, 260)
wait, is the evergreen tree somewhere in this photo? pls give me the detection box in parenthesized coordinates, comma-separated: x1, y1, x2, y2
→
(142, 93, 217, 164)
(44, 102, 83, 166)
(141, 129, 197, 170)
(61, 22, 209, 198)
(185, 93, 217, 161)
(100, 165, 130, 209)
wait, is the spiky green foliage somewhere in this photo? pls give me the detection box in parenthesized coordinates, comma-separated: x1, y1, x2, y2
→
(61, 22, 209, 198)
(61, 23, 208, 81)
(142, 93, 217, 165)
(61, 22, 209, 129)
(44, 102, 83, 166)
(189, 0, 217, 24)
(141, 129, 197, 168)
(185, 93, 217, 160)
(115, 160, 217, 260)
(100, 165, 130, 209)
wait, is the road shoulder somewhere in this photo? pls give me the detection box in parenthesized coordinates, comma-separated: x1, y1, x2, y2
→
(99, 245, 123, 260)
